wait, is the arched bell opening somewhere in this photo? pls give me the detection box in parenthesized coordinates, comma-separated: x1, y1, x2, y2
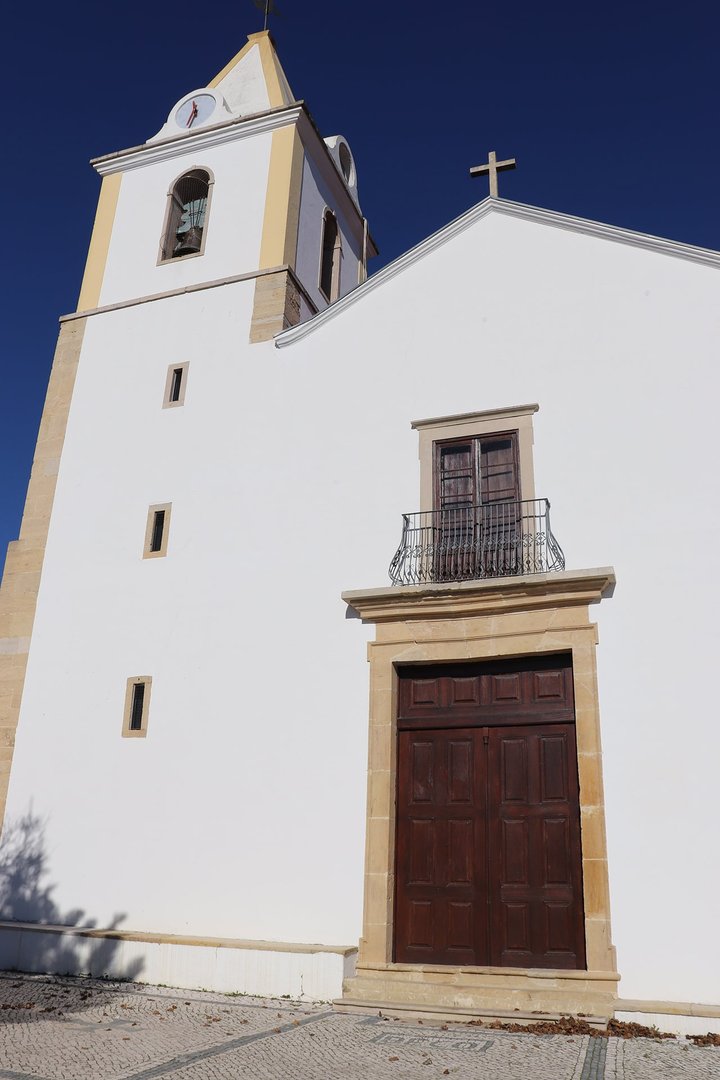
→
(319, 209, 342, 302)
(160, 168, 213, 262)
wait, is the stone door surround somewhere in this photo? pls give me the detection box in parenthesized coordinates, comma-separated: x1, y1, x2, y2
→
(340, 568, 619, 1021)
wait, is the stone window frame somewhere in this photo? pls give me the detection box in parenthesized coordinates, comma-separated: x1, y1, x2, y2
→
(162, 362, 189, 409)
(318, 207, 343, 303)
(121, 675, 152, 739)
(157, 166, 215, 267)
(411, 403, 539, 513)
(143, 503, 172, 560)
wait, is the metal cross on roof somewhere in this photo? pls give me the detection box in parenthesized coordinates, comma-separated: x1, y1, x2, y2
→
(252, 0, 277, 31)
(469, 150, 517, 197)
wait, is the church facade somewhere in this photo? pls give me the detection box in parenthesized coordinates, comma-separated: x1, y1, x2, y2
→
(0, 33, 718, 1034)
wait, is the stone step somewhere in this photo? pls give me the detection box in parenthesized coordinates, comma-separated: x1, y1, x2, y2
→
(334, 996, 609, 1029)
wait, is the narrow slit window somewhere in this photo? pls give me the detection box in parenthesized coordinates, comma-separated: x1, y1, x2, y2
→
(129, 682, 145, 730)
(150, 510, 165, 552)
(143, 503, 172, 559)
(163, 362, 189, 408)
(319, 209, 342, 302)
(170, 368, 183, 402)
(122, 676, 152, 738)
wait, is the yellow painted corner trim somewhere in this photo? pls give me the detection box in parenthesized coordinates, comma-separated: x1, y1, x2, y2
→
(0, 319, 86, 831)
(256, 33, 290, 109)
(207, 35, 260, 89)
(209, 32, 290, 108)
(77, 174, 122, 312)
(259, 124, 304, 270)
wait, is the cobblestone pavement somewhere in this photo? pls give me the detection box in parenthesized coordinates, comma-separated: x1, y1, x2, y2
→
(0, 974, 717, 1080)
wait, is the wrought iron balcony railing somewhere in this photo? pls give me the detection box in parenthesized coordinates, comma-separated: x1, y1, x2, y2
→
(389, 498, 565, 586)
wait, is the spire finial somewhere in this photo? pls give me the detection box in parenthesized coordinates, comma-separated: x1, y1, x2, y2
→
(252, 0, 277, 31)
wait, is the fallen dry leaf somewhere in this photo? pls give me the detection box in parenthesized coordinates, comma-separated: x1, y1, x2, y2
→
(469, 1015, 675, 1040)
(687, 1032, 720, 1047)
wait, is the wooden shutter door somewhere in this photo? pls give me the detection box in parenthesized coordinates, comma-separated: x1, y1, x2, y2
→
(395, 729, 487, 965)
(433, 434, 521, 580)
(395, 658, 586, 971)
(486, 724, 586, 969)
(434, 442, 478, 581)
(478, 434, 521, 576)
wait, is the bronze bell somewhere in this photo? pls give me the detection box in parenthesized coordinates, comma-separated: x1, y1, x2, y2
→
(174, 226, 203, 256)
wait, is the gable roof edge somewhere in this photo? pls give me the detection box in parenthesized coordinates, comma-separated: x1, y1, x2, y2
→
(275, 198, 720, 349)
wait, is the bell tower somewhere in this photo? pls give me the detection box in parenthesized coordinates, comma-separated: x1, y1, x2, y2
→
(77, 31, 376, 342)
(0, 31, 376, 829)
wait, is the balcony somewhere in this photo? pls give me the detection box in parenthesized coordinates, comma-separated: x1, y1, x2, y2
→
(388, 499, 565, 586)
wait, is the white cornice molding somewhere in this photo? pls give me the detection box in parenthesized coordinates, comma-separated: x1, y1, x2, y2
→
(58, 264, 318, 323)
(92, 105, 303, 175)
(275, 198, 720, 349)
(492, 199, 720, 268)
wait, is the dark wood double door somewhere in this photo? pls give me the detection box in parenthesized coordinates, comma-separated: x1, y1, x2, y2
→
(395, 656, 586, 970)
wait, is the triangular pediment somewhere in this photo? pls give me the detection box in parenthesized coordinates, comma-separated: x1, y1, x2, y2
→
(276, 198, 720, 348)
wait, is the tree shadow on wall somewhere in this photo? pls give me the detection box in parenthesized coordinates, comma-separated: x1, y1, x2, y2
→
(0, 810, 144, 996)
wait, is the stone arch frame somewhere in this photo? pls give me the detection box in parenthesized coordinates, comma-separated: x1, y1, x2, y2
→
(157, 166, 216, 265)
(318, 207, 343, 302)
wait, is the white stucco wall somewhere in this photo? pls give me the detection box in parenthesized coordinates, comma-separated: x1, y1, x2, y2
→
(295, 153, 363, 308)
(4, 206, 719, 1009)
(214, 44, 272, 118)
(97, 132, 274, 307)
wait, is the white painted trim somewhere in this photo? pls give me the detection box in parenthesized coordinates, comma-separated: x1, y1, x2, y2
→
(59, 264, 318, 323)
(93, 106, 304, 176)
(615, 998, 720, 1019)
(275, 198, 720, 349)
(0, 921, 356, 956)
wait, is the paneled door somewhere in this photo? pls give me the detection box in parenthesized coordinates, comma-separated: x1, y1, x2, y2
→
(394, 657, 586, 970)
(433, 433, 521, 580)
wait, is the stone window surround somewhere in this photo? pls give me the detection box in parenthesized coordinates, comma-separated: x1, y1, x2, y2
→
(163, 362, 190, 409)
(143, 503, 172, 560)
(411, 403, 539, 513)
(340, 568, 619, 1020)
(121, 675, 152, 739)
(157, 167, 216, 267)
(318, 207, 343, 304)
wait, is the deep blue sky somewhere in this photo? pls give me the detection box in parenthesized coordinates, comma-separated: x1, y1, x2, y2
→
(2, 1, 718, 564)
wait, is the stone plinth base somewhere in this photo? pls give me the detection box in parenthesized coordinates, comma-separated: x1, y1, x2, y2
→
(341, 963, 619, 1022)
